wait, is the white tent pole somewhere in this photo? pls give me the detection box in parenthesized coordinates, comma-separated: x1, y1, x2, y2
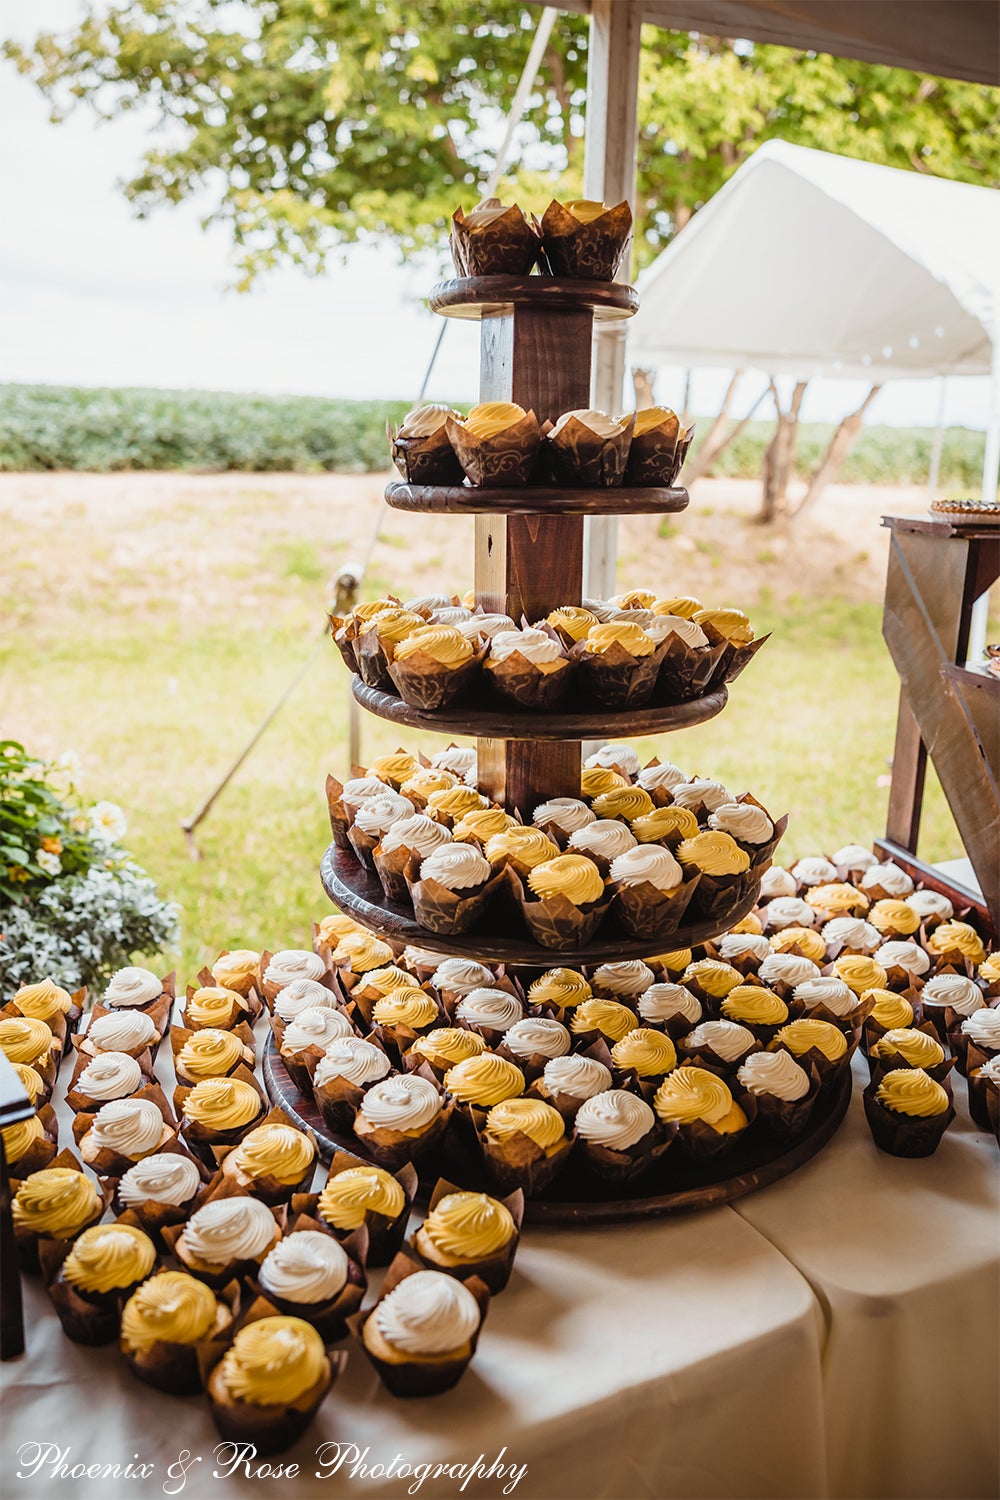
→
(967, 332, 1000, 663)
(582, 0, 642, 607)
(925, 377, 947, 498)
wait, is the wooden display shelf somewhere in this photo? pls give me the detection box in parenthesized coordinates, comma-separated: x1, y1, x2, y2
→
(263, 1038, 853, 1224)
(351, 676, 728, 741)
(320, 841, 762, 966)
(430, 274, 638, 322)
(385, 480, 688, 517)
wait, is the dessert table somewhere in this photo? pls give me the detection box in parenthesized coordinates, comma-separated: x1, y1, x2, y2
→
(2, 1040, 996, 1500)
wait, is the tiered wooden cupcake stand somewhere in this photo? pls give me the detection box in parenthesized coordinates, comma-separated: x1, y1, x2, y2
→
(264, 273, 852, 1220)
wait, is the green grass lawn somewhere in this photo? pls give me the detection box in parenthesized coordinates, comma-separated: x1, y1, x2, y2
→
(0, 474, 980, 981)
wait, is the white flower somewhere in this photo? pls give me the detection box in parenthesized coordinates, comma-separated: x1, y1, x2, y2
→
(89, 801, 127, 842)
(36, 850, 62, 876)
(55, 750, 83, 782)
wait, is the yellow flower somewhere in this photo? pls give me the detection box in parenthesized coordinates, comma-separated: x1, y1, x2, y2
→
(39, 837, 63, 855)
(7, 866, 30, 884)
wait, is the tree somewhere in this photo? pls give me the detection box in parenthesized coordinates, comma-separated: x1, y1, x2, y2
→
(6, 4, 997, 285)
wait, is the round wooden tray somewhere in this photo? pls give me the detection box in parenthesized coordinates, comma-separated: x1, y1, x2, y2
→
(351, 676, 729, 742)
(320, 841, 762, 965)
(430, 275, 638, 322)
(263, 1035, 853, 1223)
(385, 480, 688, 517)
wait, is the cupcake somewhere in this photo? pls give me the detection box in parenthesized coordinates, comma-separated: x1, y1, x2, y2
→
(714, 932, 773, 973)
(312, 1157, 416, 1266)
(217, 1115, 318, 1204)
(374, 815, 453, 903)
(574, 1089, 668, 1182)
(353, 1074, 451, 1171)
(545, 605, 600, 648)
(169, 1194, 282, 1288)
(484, 627, 572, 709)
(859, 861, 915, 901)
(326, 774, 385, 845)
(868, 899, 922, 939)
(926, 920, 986, 969)
(9, 1062, 44, 1110)
(709, 799, 780, 869)
(312, 1038, 393, 1132)
(11, 1154, 108, 1273)
(636, 758, 687, 805)
(610, 843, 697, 941)
(591, 960, 655, 1001)
(44, 1220, 157, 1345)
(968, 1053, 1000, 1134)
(637, 983, 703, 1039)
(539, 197, 632, 281)
(450, 198, 539, 276)
(545, 408, 633, 486)
(757, 952, 821, 999)
(399, 767, 460, 809)
(770, 1018, 850, 1084)
(75, 1088, 177, 1176)
(254, 1229, 366, 1342)
(173, 1027, 255, 1087)
(407, 842, 500, 936)
(370, 987, 442, 1061)
(574, 620, 663, 709)
(7, 977, 79, 1050)
(0, 1016, 60, 1090)
(792, 976, 862, 1028)
(428, 957, 497, 1005)
(390, 403, 465, 484)
(919, 972, 986, 1041)
(832, 844, 878, 878)
(210, 949, 262, 998)
(570, 998, 638, 1047)
(532, 796, 596, 847)
(206, 1312, 340, 1455)
(584, 743, 641, 778)
(430, 744, 477, 781)
(181, 985, 255, 1034)
(630, 806, 699, 848)
(443, 1054, 525, 1116)
(872, 940, 930, 987)
(833, 954, 888, 997)
(412, 1184, 522, 1293)
(769, 926, 828, 965)
(591, 785, 656, 823)
(653, 1066, 751, 1157)
(530, 1053, 612, 1121)
(451, 807, 517, 847)
(676, 831, 754, 922)
(448, 402, 545, 488)
(623, 405, 695, 486)
(669, 778, 732, 817)
(822, 915, 881, 955)
(457, 613, 516, 646)
(100, 967, 171, 1030)
(327, 932, 395, 994)
(720, 985, 790, 1042)
(869, 1027, 949, 1082)
(737, 1050, 815, 1137)
(863, 988, 917, 1042)
(691, 608, 765, 682)
(763, 897, 818, 931)
(478, 1096, 573, 1195)
(262, 949, 330, 1005)
(2, 1108, 57, 1175)
(679, 958, 744, 1006)
(406, 1026, 486, 1082)
(115, 1151, 206, 1239)
(356, 1258, 488, 1397)
(498, 1017, 571, 1079)
(905, 889, 954, 929)
(792, 857, 839, 888)
(348, 790, 415, 870)
(120, 1270, 236, 1395)
(77, 1008, 159, 1062)
(370, 746, 422, 785)
(610, 1027, 677, 1088)
(425, 785, 489, 829)
(959, 1006, 1000, 1072)
(863, 1068, 954, 1157)
(517, 853, 609, 948)
(454, 988, 524, 1046)
(526, 967, 592, 1012)
(278, 1006, 356, 1092)
(679, 1020, 755, 1071)
(65, 1049, 147, 1113)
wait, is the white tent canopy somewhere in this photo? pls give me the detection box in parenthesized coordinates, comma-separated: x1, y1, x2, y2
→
(630, 140, 1000, 383)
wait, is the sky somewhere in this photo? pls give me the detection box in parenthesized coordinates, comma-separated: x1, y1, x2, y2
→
(0, 0, 991, 430)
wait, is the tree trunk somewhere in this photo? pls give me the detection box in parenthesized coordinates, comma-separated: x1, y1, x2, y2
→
(793, 384, 882, 518)
(686, 382, 769, 484)
(632, 367, 656, 410)
(759, 379, 808, 523)
(684, 369, 742, 483)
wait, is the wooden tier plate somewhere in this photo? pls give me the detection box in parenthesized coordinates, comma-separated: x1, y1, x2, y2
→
(430, 275, 638, 322)
(385, 480, 688, 517)
(320, 841, 762, 966)
(352, 676, 728, 742)
(263, 1036, 852, 1224)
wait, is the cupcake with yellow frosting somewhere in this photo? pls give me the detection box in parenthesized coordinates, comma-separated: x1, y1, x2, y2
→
(424, 784, 489, 830)
(177, 1069, 266, 1163)
(862, 988, 917, 1049)
(11, 1152, 108, 1272)
(120, 1269, 236, 1395)
(676, 829, 756, 923)
(833, 953, 888, 998)
(451, 806, 517, 848)
(0, 1014, 60, 1090)
(445, 401, 542, 487)
(692, 607, 766, 684)
(769, 1017, 851, 1085)
(357, 607, 431, 687)
(679, 957, 745, 1008)
(172, 1025, 255, 1088)
(769, 925, 830, 966)
(6, 977, 80, 1051)
(325, 932, 396, 1000)
(630, 804, 700, 849)
(496, 1017, 571, 1081)
(867, 899, 922, 939)
(546, 604, 600, 648)
(539, 196, 632, 281)
(1, 1105, 58, 1175)
(180, 984, 255, 1034)
(369, 985, 443, 1062)
(388, 622, 484, 710)
(977, 951, 1000, 998)
(610, 1027, 677, 1091)
(573, 619, 664, 710)
(484, 624, 573, 710)
(720, 984, 791, 1043)
(443, 1054, 526, 1134)
(516, 852, 609, 949)
(217, 1109, 318, 1204)
(527, 966, 593, 1014)
(354, 1253, 489, 1398)
(868, 1026, 950, 1084)
(479, 1095, 573, 1196)
(622, 405, 695, 487)
(412, 1182, 522, 1293)
(863, 1067, 954, 1157)
(450, 197, 539, 276)
(653, 1066, 752, 1158)
(569, 997, 638, 1048)
(206, 1309, 341, 1456)
(926, 920, 987, 970)
(210, 949, 262, 999)
(44, 1218, 157, 1345)
(307, 1153, 417, 1267)
(406, 1025, 487, 1082)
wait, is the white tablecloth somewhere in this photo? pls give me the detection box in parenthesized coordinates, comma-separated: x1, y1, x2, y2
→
(2, 1059, 996, 1500)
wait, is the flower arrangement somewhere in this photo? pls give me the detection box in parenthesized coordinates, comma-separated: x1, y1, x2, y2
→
(0, 740, 179, 998)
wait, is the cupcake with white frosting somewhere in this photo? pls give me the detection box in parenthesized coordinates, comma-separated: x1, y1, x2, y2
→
(757, 951, 821, 998)
(762, 896, 818, 931)
(791, 857, 839, 888)
(170, 1194, 281, 1288)
(737, 1050, 815, 1137)
(591, 960, 656, 1000)
(269, 976, 342, 1046)
(312, 1036, 394, 1133)
(93, 967, 172, 1039)
(407, 842, 500, 936)
(967, 1048, 1000, 1135)
(373, 813, 452, 903)
(637, 982, 703, 1037)
(709, 798, 781, 869)
(353, 1074, 451, 1172)
(348, 789, 415, 870)
(609, 843, 694, 941)
(428, 958, 497, 1003)
(496, 1016, 571, 1082)
(567, 818, 637, 876)
(254, 1228, 365, 1342)
(454, 987, 525, 1046)
(574, 1088, 670, 1182)
(859, 861, 915, 900)
(832, 844, 878, 877)
(66, 1049, 146, 1113)
(530, 1053, 613, 1120)
(793, 975, 860, 1026)
(821, 915, 882, 955)
(358, 1259, 488, 1397)
(636, 759, 687, 806)
(919, 972, 986, 1042)
(77, 1089, 176, 1176)
(873, 940, 931, 987)
(904, 889, 954, 929)
(758, 866, 797, 901)
(115, 1151, 206, 1237)
(484, 625, 572, 709)
(585, 743, 641, 778)
(679, 1019, 756, 1070)
(279, 1006, 356, 1095)
(261, 949, 330, 1005)
(79, 1008, 160, 1062)
(713, 932, 773, 973)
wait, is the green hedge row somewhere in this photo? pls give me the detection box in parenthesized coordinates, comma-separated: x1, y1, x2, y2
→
(0, 383, 986, 488)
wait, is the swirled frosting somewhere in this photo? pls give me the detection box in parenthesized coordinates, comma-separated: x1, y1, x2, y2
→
(318, 1165, 405, 1229)
(872, 1028, 945, 1068)
(121, 1271, 219, 1351)
(650, 614, 708, 648)
(11, 1063, 43, 1104)
(488, 627, 565, 668)
(484, 1097, 566, 1149)
(459, 613, 516, 641)
(584, 620, 655, 658)
(610, 843, 682, 892)
(421, 1192, 515, 1259)
(181, 1196, 277, 1264)
(533, 797, 595, 835)
(580, 767, 629, 799)
(592, 960, 655, 997)
(738, 1050, 810, 1101)
(653, 1067, 743, 1128)
(313, 1038, 391, 1088)
(758, 953, 821, 987)
(528, 854, 604, 905)
(419, 842, 491, 892)
(822, 916, 881, 952)
(184, 987, 246, 1028)
(575, 1089, 655, 1150)
(426, 786, 487, 822)
(12, 1168, 101, 1236)
(264, 950, 328, 988)
(832, 844, 878, 872)
(177, 1029, 251, 1080)
(636, 760, 686, 793)
(359, 1075, 442, 1132)
(273, 978, 338, 1021)
(718, 934, 772, 963)
(85, 1010, 157, 1054)
(591, 786, 656, 821)
(430, 746, 477, 779)
(455, 989, 523, 1032)
(90, 1097, 166, 1158)
(0, 1017, 55, 1067)
(353, 791, 414, 838)
(452, 808, 516, 843)
(430, 958, 495, 995)
(979, 1056, 1000, 1084)
(409, 1027, 486, 1067)
(211, 950, 261, 991)
(370, 750, 419, 785)
(920, 973, 986, 1015)
(585, 744, 641, 776)
(611, 1028, 677, 1077)
(927, 921, 986, 963)
(400, 769, 458, 804)
(670, 779, 731, 813)
(103, 967, 163, 1008)
(860, 862, 914, 896)
(371, 988, 439, 1031)
(340, 776, 387, 814)
(874, 941, 929, 976)
(709, 803, 773, 844)
(769, 926, 828, 964)
(571, 999, 638, 1043)
(631, 806, 700, 842)
(229, 1124, 315, 1184)
(677, 830, 750, 876)
(502, 1017, 571, 1060)
(866, 990, 915, 1029)
(444, 1054, 525, 1106)
(547, 605, 599, 642)
(692, 607, 753, 645)
(219, 1316, 327, 1405)
(76, 1051, 144, 1102)
(119, 1153, 202, 1208)
(683, 1020, 755, 1062)
(281, 1008, 354, 1053)
(833, 955, 888, 995)
(759, 867, 797, 899)
(906, 890, 954, 922)
(374, 1270, 480, 1356)
(792, 857, 839, 886)
(394, 624, 474, 667)
(329, 933, 395, 973)
(63, 1223, 155, 1295)
(793, 977, 857, 1016)
(773, 1018, 847, 1061)
(2, 1116, 44, 1163)
(569, 819, 638, 860)
(681, 959, 744, 997)
(528, 968, 592, 1008)
(12, 979, 73, 1021)
(765, 897, 819, 929)
(652, 593, 702, 618)
(485, 826, 558, 870)
(868, 899, 921, 935)
(541, 1054, 612, 1100)
(638, 983, 702, 1025)
(721, 986, 789, 1026)
(183, 1078, 262, 1132)
(875, 1068, 949, 1116)
(961, 1009, 1000, 1048)
(259, 1231, 348, 1304)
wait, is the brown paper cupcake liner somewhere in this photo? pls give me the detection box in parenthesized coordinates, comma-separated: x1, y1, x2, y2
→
(348, 1250, 489, 1398)
(405, 862, 505, 937)
(689, 868, 762, 925)
(674, 1094, 758, 1160)
(965, 1068, 996, 1132)
(41, 1209, 154, 1346)
(388, 641, 487, 711)
(294, 1157, 417, 1267)
(538, 199, 631, 281)
(544, 413, 634, 487)
(484, 649, 574, 711)
(445, 410, 542, 488)
(748, 1068, 822, 1140)
(624, 418, 695, 487)
(612, 872, 701, 942)
(170, 1023, 255, 1089)
(767, 1038, 855, 1092)
(717, 631, 772, 686)
(862, 1081, 955, 1157)
(575, 1123, 675, 1184)
(476, 1122, 575, 1199)
(329, 614, 361, 674)
(675, 1042, 745, 1075)
(246, 1219, 368, 1342)
(450, 203, 539, 277)
(655, 635, 729, 702)
(410, 1179, 524, 1294)
(12, 1147, 113, 1275)
(121, 1279, 240, 1396)
(355, 625, 397, 690)
(179, 986, 258, 1034)
(373, 842, 418, 904)
(390, 422, 465, 486)
(352, 1095, 454, 1174)
(5, 1104, 59, 1177)
(347, 821, 381, 873)
(570, 636, 665, 710)
(325, 774, 353, 850)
